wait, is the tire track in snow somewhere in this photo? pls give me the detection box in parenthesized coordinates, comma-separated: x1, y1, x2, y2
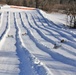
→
(24, 12, 56, 45)
(0, 12, 9, 49)
(14, 13, 38, 75)
(19, 12, 76, 67)
(0, 12, 20, 75)
(28, 11, 76, 53)
(36, 10, 76, 38)
(31, 10, 76, 41)
(34, 10, 76, 47)
(25, 27, 76, 67)
(0, 12, 9, 40)
(14, 12, 52, 75)
(25, 12, 76, 58)
(32, 10, 65, 30)
(34, 12, 76, 51)
(33, 10, 76, 44)
(18, 12, 65, 75)
(19, 11, 76, 75)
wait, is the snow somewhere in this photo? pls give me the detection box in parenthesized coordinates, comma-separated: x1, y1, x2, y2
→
(0, 5, 76, 75)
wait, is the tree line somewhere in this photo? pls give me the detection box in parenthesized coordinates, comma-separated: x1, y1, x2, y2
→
(0, 0, 76, 9)
(0, 0, 76, 13)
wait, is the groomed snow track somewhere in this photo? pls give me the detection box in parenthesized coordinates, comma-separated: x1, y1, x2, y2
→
(0, 5, 76, 75)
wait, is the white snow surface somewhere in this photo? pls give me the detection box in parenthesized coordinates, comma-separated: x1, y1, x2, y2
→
(0, 5, 76, 75)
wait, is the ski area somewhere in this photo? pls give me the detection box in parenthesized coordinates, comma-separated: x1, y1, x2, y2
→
(0, 5, 76, 75)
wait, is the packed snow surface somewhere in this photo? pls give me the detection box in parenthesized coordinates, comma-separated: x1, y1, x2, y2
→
(0, 5, 76, 75)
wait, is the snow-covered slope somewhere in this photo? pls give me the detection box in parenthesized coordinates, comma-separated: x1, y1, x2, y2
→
(0, 5, 76, 75)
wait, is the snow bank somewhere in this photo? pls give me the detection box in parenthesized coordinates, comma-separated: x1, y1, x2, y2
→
(39, 10, 67, 25)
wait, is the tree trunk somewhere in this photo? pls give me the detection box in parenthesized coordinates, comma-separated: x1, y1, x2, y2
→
(35, 0, 39, 8)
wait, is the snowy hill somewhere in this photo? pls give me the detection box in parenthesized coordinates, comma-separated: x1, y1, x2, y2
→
(0, 5, 76, 75)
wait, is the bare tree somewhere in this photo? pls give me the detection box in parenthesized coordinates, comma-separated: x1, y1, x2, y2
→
(66, 0, 76, 28)
(35, 0, 39, 8)
(23, 0, 27, 6)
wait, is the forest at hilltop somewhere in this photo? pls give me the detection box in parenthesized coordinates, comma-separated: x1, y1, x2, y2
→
(0, 0, 76, 12)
